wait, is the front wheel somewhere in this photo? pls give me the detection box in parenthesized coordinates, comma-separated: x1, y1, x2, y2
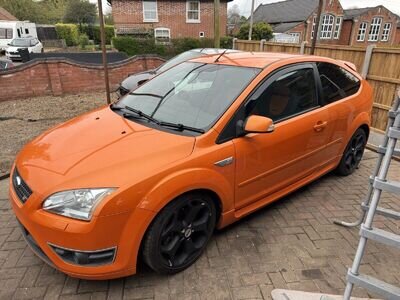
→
(142, 192, 216, 274)
(335, 128, 367, 176)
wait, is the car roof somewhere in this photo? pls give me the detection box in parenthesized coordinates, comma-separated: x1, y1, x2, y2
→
(190, 48, 241, 54)
(190, 51, 319, 69)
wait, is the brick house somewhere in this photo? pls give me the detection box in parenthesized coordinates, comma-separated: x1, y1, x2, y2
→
(111, 0, 230, 41)
(252, 0, 400, 46)
(0, 7, 18, 21)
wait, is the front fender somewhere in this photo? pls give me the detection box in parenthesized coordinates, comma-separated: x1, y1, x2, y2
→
(137, 167, 234, 214)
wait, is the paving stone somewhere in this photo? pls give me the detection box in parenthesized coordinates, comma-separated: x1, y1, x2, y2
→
(0, 153, 399, 298)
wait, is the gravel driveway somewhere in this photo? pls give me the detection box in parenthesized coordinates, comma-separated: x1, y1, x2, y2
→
(0, 92, 117, 176)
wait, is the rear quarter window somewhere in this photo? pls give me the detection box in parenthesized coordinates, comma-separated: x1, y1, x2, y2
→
(317, 62, 360, 104)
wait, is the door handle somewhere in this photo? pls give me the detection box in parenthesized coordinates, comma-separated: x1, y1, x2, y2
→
(314, 121, 328, 132)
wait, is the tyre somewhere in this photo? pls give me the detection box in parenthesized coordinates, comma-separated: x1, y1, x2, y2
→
(335, 128, 367, 176)
(142, 192, 216, 274)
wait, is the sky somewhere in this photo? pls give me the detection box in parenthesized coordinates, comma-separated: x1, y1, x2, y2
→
(230, 0, 400, 17)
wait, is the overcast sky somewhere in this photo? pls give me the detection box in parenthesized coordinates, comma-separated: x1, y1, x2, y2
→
(231, 0, 400, 17)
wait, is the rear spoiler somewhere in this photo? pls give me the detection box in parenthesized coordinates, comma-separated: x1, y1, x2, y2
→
(339, 60, 357, 72)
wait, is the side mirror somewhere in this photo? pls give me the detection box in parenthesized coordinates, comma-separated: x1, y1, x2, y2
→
(244, 115, 275, 134)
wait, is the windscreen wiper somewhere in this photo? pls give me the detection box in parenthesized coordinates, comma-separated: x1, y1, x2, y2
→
(159, 121, 205, 134)
(110, 104, 160, 124)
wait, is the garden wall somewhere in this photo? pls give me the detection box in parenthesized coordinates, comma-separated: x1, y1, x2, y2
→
(0, 55, 164, 102)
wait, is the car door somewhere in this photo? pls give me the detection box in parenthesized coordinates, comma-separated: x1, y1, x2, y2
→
(316, 62, 362, 158)
(232, 64, 333, 209)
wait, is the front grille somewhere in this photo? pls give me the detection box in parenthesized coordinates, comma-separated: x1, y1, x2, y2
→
(12, 168, 32, 203)
(18, 221, 54, 267)
(9, 51, 19, 55)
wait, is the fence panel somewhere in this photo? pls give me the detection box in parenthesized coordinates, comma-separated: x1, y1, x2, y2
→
(235, 39, 400, 132)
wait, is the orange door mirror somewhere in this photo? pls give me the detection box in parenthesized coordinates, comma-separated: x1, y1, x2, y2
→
(244, 115, 275, 134)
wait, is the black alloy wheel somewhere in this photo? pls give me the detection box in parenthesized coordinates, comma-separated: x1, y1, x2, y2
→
(335, 128, 367, 176)
(142, 192, 216, 274)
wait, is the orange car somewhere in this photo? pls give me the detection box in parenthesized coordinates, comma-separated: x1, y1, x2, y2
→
(9, 52, 373, 279)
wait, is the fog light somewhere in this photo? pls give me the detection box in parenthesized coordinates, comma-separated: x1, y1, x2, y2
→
(50, 244, 116, 266)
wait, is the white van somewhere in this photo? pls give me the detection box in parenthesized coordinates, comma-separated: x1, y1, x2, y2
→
(0, 21, 37, 51)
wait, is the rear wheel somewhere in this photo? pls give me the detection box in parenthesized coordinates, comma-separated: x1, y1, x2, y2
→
(335, 128, 367, 176)
(142, 192, 216, 274)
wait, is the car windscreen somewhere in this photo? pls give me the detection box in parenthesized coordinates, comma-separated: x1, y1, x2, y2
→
(9, 39, 30, 47)
(157, 51, 205, 73)
(118, 62, 261, 131)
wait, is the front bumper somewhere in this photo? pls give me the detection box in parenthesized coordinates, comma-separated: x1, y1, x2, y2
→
(9, 176, 156, 280)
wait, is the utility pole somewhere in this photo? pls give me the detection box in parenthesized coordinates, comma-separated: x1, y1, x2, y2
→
(248, 0, 255, 40)
(214, 0, 220, 48)
(310, 0, 323, 55)
(98, 0, 111, 104)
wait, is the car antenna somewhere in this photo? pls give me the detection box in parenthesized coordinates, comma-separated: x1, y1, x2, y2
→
(214, 49, 228, 63)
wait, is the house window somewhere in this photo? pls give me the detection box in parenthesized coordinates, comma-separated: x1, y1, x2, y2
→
(357, 22, 367, 41)
(187, 0, 200, 23)
(199, 31, 205, 38)
(333, 16, 342, 39)
(154, 27, 170, 44)
(311, 16, 316, 39)
(381, 23, 391, 41)
(320, 14, 335, 39)
(289, 32, 300, 43)
(143, 0, 158, 22)
(368, 17, 382, 41)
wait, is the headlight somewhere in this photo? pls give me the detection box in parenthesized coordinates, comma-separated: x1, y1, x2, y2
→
(42, 188, 116, 221)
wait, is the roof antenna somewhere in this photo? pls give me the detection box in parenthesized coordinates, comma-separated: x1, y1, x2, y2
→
(214, 49, 228, 63)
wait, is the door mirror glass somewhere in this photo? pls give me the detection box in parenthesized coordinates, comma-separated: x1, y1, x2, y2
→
(244, 115, 275, 134)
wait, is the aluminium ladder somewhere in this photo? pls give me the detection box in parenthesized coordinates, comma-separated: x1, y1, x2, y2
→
(343, 92, 400, 299)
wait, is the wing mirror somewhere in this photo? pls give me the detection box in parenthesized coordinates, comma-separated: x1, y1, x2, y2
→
(244, 115, 275, 134)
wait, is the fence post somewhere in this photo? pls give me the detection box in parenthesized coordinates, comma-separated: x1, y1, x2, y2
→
(232, 38, 238, 50)
(361, 44, 376, 79)
(300, 41, 307, 54)
(259, 39, 266, 52)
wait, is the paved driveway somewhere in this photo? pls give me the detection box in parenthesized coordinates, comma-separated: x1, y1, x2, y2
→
(1, 150, 399, 300)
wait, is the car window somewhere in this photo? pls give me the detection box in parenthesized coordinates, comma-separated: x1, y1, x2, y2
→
(157, 51, 204, 73)
(249, 67, 318, 122)
(317, 62, 360, 104)
(9, 38, 30, 47)
(118, 62, 260, 131)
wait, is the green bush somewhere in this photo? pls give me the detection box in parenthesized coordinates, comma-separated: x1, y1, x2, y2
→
(236, 22, 273, 41)
(220, 36, 233, 49)
(78, 33, 89, 49)
(112, 36, 235, 58)
(112, 36, 166, 56)
(55, 23, 79, 46)
(80, 24, 115, 44)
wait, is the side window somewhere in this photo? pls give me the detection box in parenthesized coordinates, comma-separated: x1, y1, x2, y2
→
(249, 68, 318, 122)
(317, 62, 360, 104)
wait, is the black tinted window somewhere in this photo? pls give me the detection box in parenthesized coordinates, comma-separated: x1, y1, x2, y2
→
(317, 62, 360, 104)
(249, 68, 318, 122)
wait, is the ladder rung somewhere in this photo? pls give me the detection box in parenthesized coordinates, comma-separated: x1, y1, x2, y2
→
(347, 270, 400, 299)
(373, 178, 400, 194)
(361, 203, 400, 220)
(377, 145, 400, 157)
(360, 225, 400, 248)
(389, 110, 399, 119)
(388, 127, 400, 140)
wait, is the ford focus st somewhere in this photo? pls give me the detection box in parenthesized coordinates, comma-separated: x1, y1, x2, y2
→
(9, 52, 373, 279)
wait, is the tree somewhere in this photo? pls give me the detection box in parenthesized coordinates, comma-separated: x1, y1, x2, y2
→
(236, 22, 273, 41)
(228, 4, 241, 25)
(0, 0, 67, 24)
(63, 0, 97, 25)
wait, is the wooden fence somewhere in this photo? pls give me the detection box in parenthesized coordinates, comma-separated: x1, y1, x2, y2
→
(233, 39, 400, 133)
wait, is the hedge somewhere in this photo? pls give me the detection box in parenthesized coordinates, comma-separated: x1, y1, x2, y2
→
(55, 23, 79, 46)
(112, 36, 234, 58)
(80, 24, 115, 44)
(112, 36, 166, 56)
